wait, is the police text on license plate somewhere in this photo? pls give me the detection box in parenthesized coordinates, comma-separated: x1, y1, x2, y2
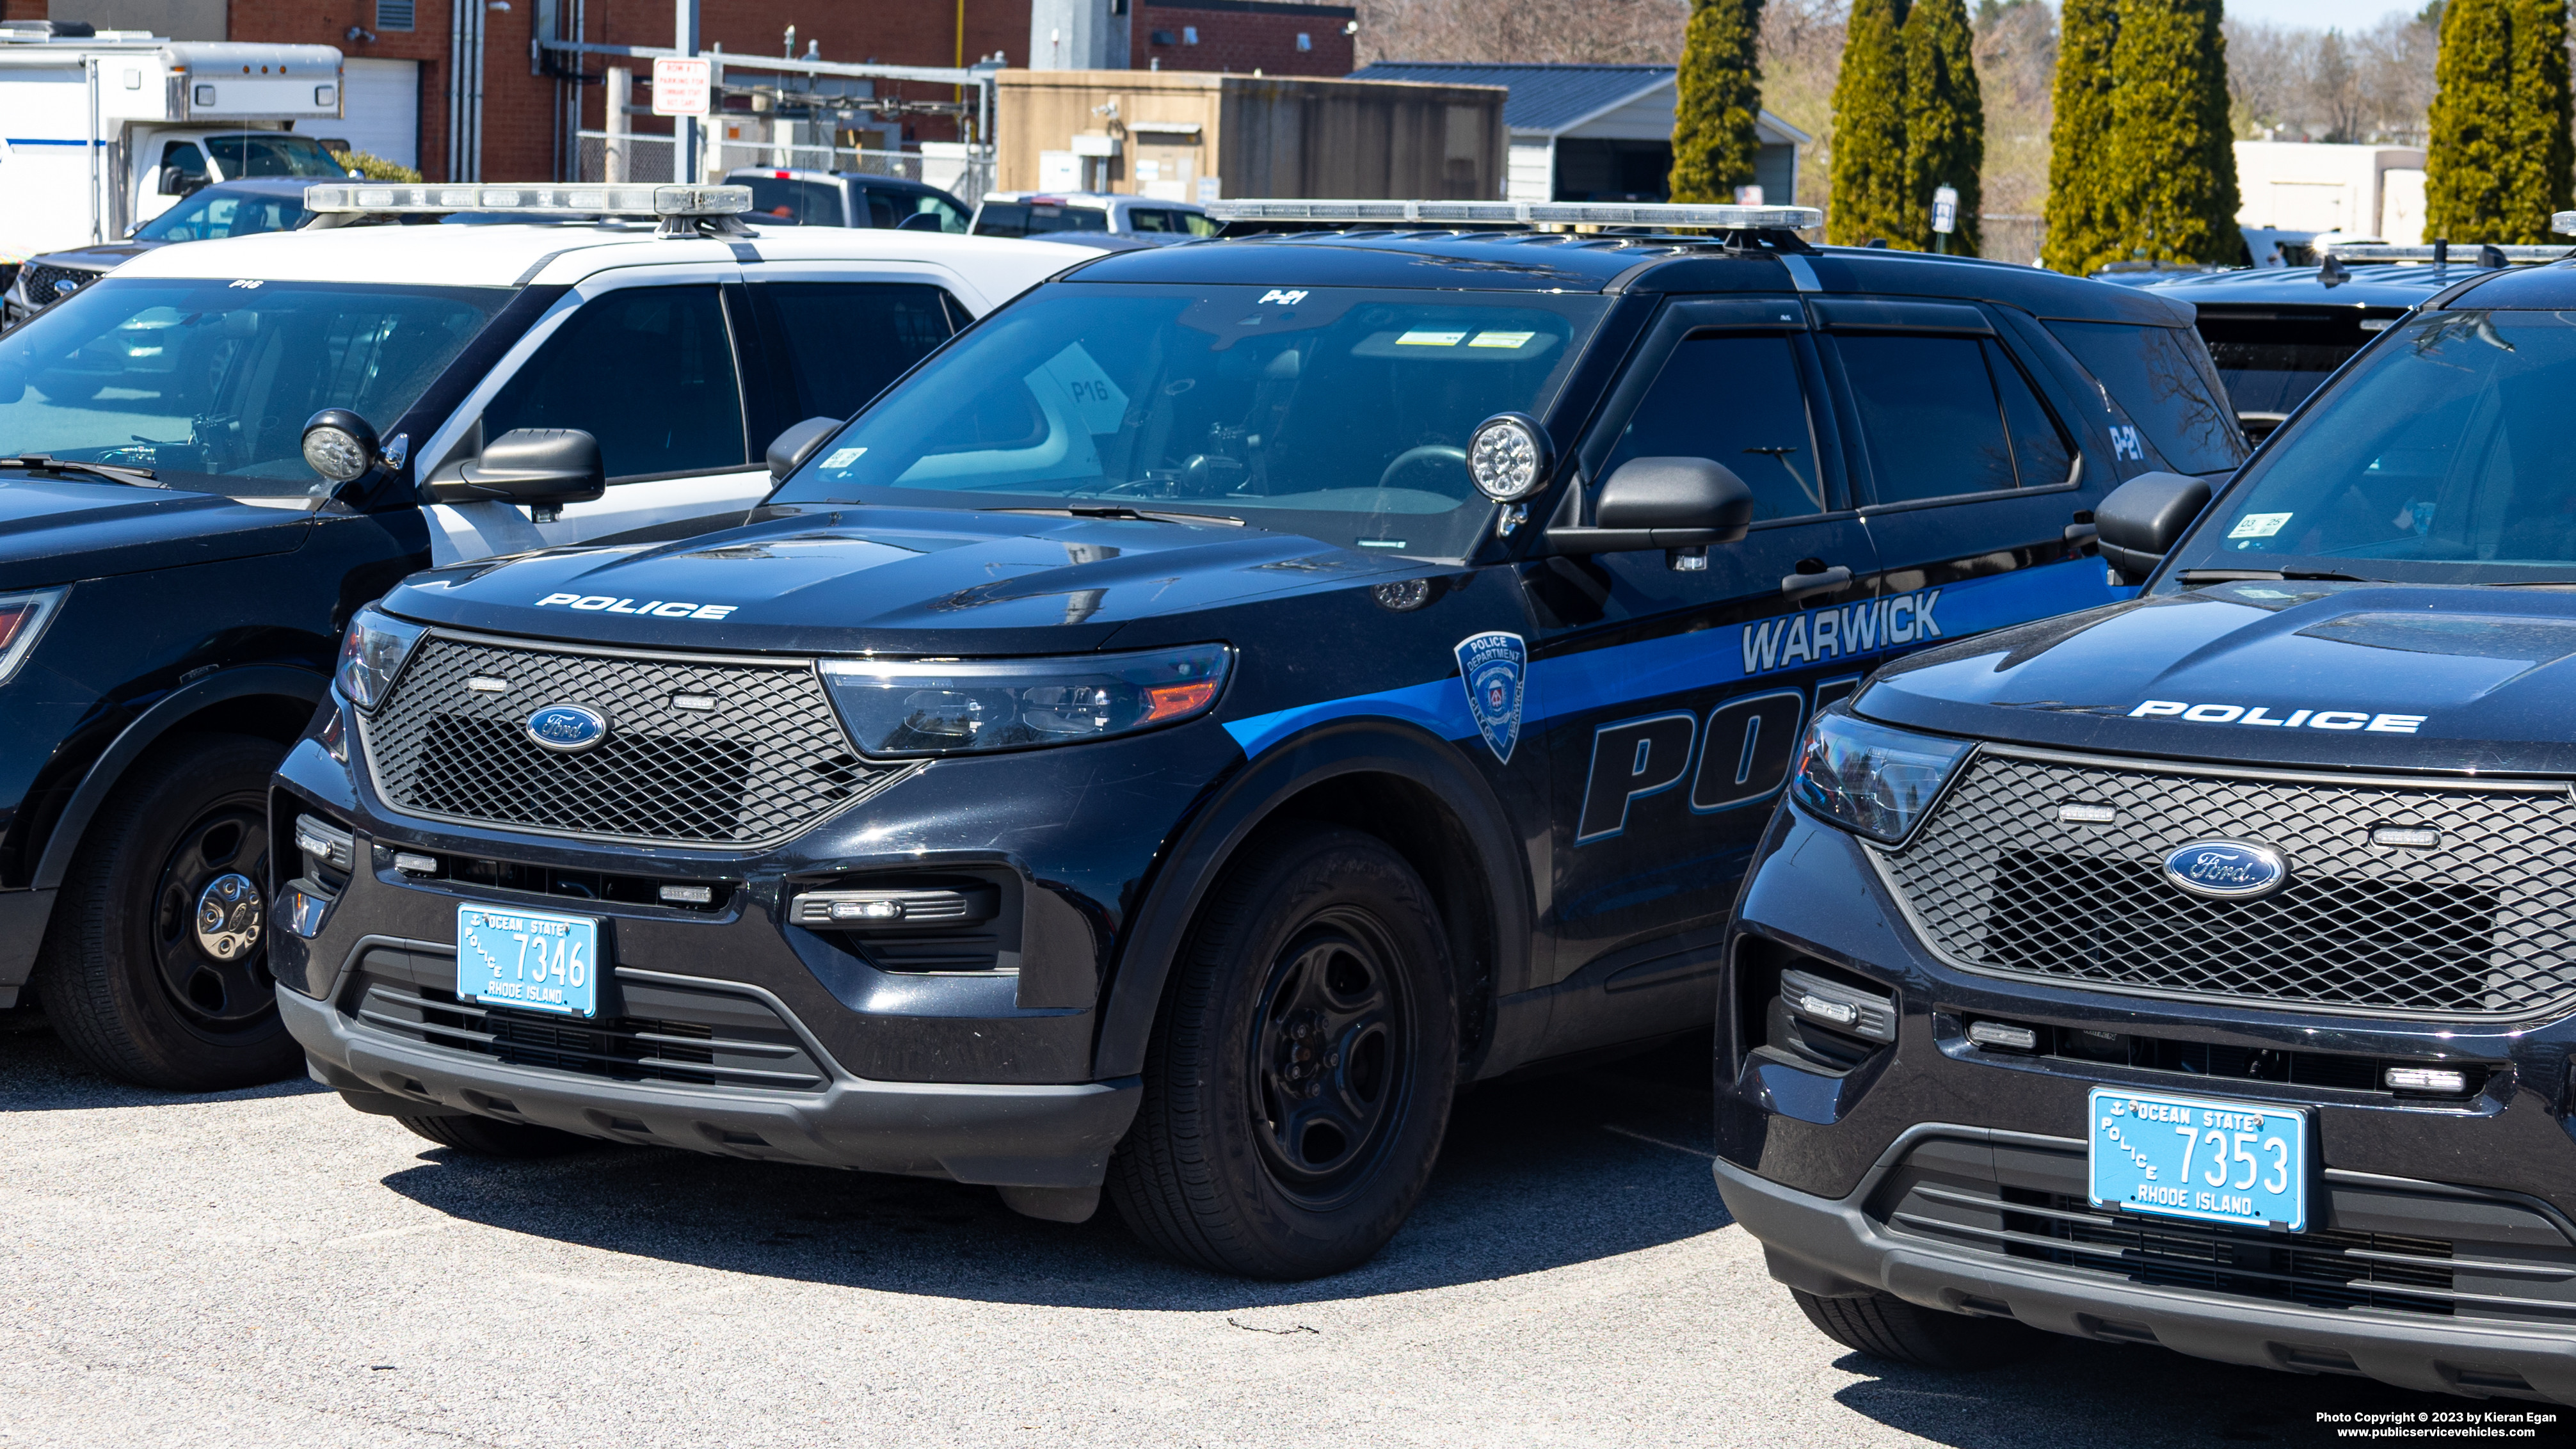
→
(2087, 1086, 2308, 1232)
(455, 903, 600, 1018)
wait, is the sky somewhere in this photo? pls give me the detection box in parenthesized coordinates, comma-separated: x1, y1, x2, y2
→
(2221, 1, 2416, 26)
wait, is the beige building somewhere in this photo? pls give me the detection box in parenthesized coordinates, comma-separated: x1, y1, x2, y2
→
(995, 68, 1507, 202)
(2234, 141, 2428, 244)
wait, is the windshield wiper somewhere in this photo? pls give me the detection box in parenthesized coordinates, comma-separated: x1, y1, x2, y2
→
(0, 454, 165, 489)
(981, 504, 1245, 527)
(2177, 568, 2370, 584)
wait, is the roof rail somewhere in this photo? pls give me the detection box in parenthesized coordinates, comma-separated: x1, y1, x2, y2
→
(303, 183, 754, 236)
(1204, 198, 1824, 232)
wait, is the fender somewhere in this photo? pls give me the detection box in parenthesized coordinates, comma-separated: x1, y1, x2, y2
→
(31, 664, 330, 895)
(1092, 717, 1535, 1081)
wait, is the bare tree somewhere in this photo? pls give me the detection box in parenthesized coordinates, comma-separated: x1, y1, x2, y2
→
(1356, 0, 1686, 66)
(2224, 12, 2438, 145)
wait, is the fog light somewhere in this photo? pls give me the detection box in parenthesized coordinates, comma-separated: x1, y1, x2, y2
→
(658, 883, 714, 906)
(392, 851, 438, 875)
(2385, 1066, 2469, 1094)
(1967, 1020, 2039, 1052)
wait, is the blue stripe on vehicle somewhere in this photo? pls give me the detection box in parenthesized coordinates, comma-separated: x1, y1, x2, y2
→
(1222, 556, 2126, 758)
(2, 138, 93, 146)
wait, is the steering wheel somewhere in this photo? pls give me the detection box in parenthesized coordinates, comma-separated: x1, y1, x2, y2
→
(1377, 444, 1468, 492)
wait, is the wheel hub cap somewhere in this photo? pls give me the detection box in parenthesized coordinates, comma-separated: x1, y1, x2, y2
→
(193, 872, 264, 961)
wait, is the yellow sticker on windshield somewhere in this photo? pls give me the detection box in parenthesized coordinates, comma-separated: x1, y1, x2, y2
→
(1467, 331, 1536, 349)
(1396, 329, 1468, 346)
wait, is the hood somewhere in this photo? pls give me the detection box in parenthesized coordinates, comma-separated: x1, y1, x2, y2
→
(380, 507, 1421, 655)
(0, 476, 310, 590)
(27, 242, 157, 275)
(1859, 580, 2576, 775)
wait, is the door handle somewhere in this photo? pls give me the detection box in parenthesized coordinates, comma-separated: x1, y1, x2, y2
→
(1780, 564, 1854, 601)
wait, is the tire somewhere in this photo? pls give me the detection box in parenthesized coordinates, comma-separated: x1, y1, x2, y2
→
(396, 1114, 596, 1158)
(1791, 1288, 2047, 1370)
(1108, 823, 1459, 1279)
(36, 732, 303, 1091)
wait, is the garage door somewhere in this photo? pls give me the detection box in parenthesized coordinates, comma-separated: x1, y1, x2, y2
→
(338, 58, 420, 170)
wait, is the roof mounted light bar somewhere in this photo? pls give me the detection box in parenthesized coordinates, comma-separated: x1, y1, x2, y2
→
(302, 183, 755, 220)
(2317, 239, 2571, 264)
(1204, 198, 1825, 231)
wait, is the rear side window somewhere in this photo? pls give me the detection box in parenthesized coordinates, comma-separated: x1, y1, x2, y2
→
(860, 190, 901, 228)
(2044, 319, 2248, 473)
(1025, 204, 1109, 234)
(973, 202, 1030, 237)
(749, 282, 957, 426)
(1837, 334, 2070, 503)
(746, 177, 842, 226)
(484, 285, 746, 480)
(1601, 333, 1827, 520)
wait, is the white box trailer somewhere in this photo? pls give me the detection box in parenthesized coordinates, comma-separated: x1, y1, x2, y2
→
(0, 26, 345, 264)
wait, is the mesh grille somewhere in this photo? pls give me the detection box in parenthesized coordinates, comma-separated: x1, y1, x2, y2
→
(1877, 751, 2576, 1018)
(21, 263, 98, 303)
(359, 635, 888, 847)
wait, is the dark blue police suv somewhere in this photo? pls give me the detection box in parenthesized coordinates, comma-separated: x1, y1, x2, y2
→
(1720, 254, 2576, 1398)
(268, 202, 2243, 1279)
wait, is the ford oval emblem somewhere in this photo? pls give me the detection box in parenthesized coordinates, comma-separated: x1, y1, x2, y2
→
(2162, 840, 2289, 900)
(525, 703, 609, 754)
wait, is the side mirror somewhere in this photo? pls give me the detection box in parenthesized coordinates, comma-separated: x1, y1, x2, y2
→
(2096, 470, 2212, 582)
(766, 415, 843, 480)
(426, 428, 607, 509)
(157, 166, 186, 196)
(1544, 456, 1755, 554)
(895, 211, 944, 232)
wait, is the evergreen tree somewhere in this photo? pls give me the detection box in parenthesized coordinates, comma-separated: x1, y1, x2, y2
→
(1901, 0, 1985, 254)
(2042, 0, 2120, 271)
(1668, 0, 1768, 204)
(2429, 0, 2573, 241)
(2105, 0, 2242, 265)
(1827, 0, 1911, 245)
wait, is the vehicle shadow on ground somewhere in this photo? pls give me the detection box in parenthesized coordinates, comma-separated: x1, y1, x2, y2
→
(1832, 1341, 2563, 1446)
(0, 1018, 330, 1112)
(369, 1034, 1734, 1311)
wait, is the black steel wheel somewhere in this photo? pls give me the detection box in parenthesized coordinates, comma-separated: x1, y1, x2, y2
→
(38, 733, 304, 1090)
(1109, 823, 1458, 1279)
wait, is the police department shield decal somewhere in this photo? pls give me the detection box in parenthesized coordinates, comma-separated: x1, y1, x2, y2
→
(1454, 631, 1527, 764)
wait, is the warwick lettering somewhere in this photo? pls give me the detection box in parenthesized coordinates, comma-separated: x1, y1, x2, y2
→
(1743, 589, 1942, 676)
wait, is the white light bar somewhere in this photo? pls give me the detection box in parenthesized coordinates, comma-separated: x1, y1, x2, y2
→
(2557, 211, 2576, 236)
(301, 183, 754, 218)
(2315, 240, 2570, 262)
(1204, 198, 1823, 231)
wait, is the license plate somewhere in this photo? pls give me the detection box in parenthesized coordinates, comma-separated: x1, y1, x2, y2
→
(455, 902, 601, 1019)
(2087, 1085, 2309, 1233)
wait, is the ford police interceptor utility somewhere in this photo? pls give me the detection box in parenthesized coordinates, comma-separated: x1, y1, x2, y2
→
(1718, 227, 2576, 1400)
(267, 198, 2244, 1279)
(0, 182, 1093, 1089)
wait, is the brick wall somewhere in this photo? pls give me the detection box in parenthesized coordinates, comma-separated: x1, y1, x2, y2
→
(1130, 0, 1350, 77)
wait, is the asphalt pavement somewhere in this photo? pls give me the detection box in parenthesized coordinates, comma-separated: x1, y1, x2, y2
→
(0, 1018, 2544, 1448)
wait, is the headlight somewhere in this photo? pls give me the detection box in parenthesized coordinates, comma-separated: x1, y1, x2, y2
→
(335, 607, 428, 709)
(1788, 710, 1973, 843)
(0, 587, 67, 688)
(819, 644, 1231, 757)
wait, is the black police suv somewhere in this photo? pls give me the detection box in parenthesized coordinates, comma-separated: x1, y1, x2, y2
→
(1719, 260, 2576, 1400)
(268, 213, 2241, 1279)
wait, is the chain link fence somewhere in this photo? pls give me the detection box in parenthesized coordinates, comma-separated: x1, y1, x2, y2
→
(574, 133, 991, 202)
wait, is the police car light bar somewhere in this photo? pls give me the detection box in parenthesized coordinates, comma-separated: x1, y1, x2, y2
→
(1204, 199, 1825, 231)
(2315, 239, 2570, 263)
(301, 183, 755, 218)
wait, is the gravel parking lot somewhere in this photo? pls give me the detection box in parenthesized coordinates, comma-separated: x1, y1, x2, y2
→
(1, 1019, 2536, 1449)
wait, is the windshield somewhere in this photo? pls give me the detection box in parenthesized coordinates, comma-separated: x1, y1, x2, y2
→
(0, 278, 508, 497)
(205, 134, 349, 179)
(2162, 310, 2576, 587)
(772, 283, 1609, 558)
(134, 187, 310, 242)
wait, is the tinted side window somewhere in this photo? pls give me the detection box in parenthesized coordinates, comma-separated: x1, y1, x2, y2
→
(1025, 204, 1110, 234)
(749, 282, 957, 425)
(861, 190, 902, 228)
(1601, 333, 1827, 521)
(485, 286, 746, 481)
(1836, 333, 2017, 503)
(1990, 340, 2075, 486)
(1129, 208, 1179, 233)
(161, 141, 207, 179)
(975, 202, 1030, 237)
(746, 177, 842, 225)
(2044, 319, 2248, 473)
(910, 193, 971, 234)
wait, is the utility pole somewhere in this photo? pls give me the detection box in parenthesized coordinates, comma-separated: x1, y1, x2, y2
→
(675, 0, 701, 183)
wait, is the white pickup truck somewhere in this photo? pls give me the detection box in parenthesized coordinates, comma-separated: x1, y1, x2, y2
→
(0, 21, 348, 273)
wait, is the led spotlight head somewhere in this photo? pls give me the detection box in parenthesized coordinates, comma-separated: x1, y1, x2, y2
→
(300, 408, 381, 482)
(1466, 412, 1551, 502)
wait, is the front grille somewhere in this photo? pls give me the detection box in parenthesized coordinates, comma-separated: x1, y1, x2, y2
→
(360, 635, 897, 847)
(20, 262, 98, 304)
(348, 970, 830, 1093)
(1878, 751, 2576, 1018)
(2005, 1191, 2454, 1315)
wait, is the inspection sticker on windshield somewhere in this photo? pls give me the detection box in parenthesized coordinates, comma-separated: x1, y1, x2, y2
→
(2228, 512, 2292, 539)
(2088, 1086, 2307, 1232)
(1396, 329, 1468, 347)
(1467, 330, 1536, 349)
(820, 447, 866, 469)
